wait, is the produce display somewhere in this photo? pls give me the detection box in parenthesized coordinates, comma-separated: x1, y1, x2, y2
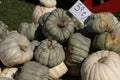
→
(0, 0, 120, 80)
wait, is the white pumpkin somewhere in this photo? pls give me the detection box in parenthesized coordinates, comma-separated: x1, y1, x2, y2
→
(81, 50, 120, 80)
(49, 62, 68, 79)
(0, 68, 18, 79)
(0, 31, 33, 67)
(18, 22, 39, 40)
(39, 0, 57, 7)
(32, 5, 56, 24)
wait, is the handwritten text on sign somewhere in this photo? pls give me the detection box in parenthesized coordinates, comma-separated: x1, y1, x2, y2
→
(69, 0, 92, 25)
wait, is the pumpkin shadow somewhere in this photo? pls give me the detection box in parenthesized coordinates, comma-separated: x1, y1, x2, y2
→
(19, 0, 39, 5)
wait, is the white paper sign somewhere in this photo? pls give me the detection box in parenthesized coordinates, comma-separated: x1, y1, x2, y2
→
(69, 0, 92, 25)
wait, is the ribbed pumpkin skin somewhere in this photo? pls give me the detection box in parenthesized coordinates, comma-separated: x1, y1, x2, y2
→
(81, 50, 120, 80)
(38, 12, 51, 26)
(0, 77, 14, 80)
(92, 32, 120, 53)
(86, 12, 116, 34)
(34, 39, 65, 68)
(0, 32, 33, 67)
(0, 21, 8, 41)
(18, 22, 39, 40)
(65, 33, 91, 66)
(112, 22, 120, 39)
(16, 61, 49, 80)
(42, 8, 75, 42)
(32, 5, 56, 24)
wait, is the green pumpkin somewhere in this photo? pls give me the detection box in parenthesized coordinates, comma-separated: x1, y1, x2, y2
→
(85, 12, 116, 34)
(0, 77, 14, 80)
(42, 8, 75, 42)
(34, 39, 65, 68)
(18, 22, 39, 41)
(92, 32, 120, 53)
(16, 61, 49, 80)
(65, 33, 91, 66)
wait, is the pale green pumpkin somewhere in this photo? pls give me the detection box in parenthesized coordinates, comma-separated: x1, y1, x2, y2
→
(65, 33, 91, 66)
(92, 32, 120, 53)
(42, 8, 75, 42)
(34, 39, 65, 68)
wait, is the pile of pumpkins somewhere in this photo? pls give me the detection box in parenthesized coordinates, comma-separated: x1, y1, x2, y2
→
(1, 0, 120, 80)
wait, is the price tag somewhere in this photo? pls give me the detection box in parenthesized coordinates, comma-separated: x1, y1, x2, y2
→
(69, 0, 92, 25)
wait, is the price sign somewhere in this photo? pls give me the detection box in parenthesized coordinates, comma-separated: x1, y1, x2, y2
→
(69, 0, 92, 25)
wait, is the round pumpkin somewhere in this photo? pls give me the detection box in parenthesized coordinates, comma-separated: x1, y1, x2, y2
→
(39, 0, 57, 7)
(0, 68, 18, 79)
(34, 39, 65, 68)
(81, 50, 120, 80)
(18, 22, 39, 40)
(49, 62, 68, 79)
(92, 32, 120, 53)
(0, 77, 14, 80)
(65, 33, 91, 66)
(16, 61, 49, 80)
(32, 5, 56, 24)
(0, 21, 9, 41)
(0, 31, 33, 67)
(42, 8, 75, 42)
(85, 12, 116, 34)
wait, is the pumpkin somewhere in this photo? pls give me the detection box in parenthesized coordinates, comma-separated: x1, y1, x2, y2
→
(39, 0, 57, 7)
(0, 21, 9, 41)
(49, 62, 68, 79)
(17, 22, 39, 41)
(65, 33, 91, 66)
(0, 77, 14, 80)
(0, 68, 18, 79)
(32, 5, 56, 24)
(92, 32, 120, 53)
(85, 12, 116, 34)
(42, 8, 75, 42)
(81, 50, 120, 80)
(30, 40, 40, 51)
(16, 61, 49, 80)
(112, 22, 120, 39)
(0, 31, 33, 67)
(34, 39, 65, 68)
(38, 12, 51, 26)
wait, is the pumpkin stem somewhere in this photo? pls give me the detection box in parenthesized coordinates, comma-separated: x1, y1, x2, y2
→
(19, 44, 27, 52)
(98, 57, 107, 63)
(57, 20, 68, 28)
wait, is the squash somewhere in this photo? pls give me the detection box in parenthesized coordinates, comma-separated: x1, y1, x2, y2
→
(0, 77, 14, 80)
(81, 50, 120, 80)
(112, 22, 120, 39)
(30, 40, 40, 51)
(0, 21, 9, 41)
(0, 68, 18, 79)
(34, 39, 65, 68)
(85, 12, 116, 34)
(0, 31, 33, 67)
(49, 62, 68, 79)
(18, 22, 39, 41)
(16, 61, 49, 80)
(39, 0, 57, 7)
(42, 8, 75, 42)
(65, 33, 91, 66)
(32, 5, 56, 24)
(92, 32, 120, 53)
